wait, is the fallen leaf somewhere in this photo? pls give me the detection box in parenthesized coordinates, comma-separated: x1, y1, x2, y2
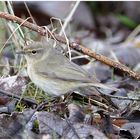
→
(120, 122, 140, 138)
(0, 109, 35, 138)
(0, 75, 27, 95)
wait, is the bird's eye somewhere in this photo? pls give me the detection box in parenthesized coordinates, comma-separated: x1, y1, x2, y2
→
(31, 50, 37, 54)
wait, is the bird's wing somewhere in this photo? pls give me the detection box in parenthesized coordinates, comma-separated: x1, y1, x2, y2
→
(35, 46, 118, 91)
(35, 46, 98, 83)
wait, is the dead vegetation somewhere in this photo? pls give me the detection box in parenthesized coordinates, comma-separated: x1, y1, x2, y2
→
(0, 1, 140, 139)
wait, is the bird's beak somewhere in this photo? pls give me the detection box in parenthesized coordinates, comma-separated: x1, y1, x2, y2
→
(16, 50, 25, 54)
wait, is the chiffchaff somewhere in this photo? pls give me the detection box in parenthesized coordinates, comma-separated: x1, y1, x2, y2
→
(16, 41, 116, 97)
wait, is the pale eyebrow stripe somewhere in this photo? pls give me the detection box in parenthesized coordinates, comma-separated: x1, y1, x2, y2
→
(25, 48, 44, 53)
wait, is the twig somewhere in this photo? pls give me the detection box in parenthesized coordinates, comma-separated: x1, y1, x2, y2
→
(126, 24, 140, 42)
(69, 42, 140, 81)
(0, 17, 31, 53)
(0, 12, 46, 36)
(0, 12, 140, 80)
(0, 89, 37, 105)
(36, 97, 56, 111)
(96, 87, 140, 101)
(24, 2, 36, 25)
(59, 1, 80, 36)
(104, 94, 140, 101)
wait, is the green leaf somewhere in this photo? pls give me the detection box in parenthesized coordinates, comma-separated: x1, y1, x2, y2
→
(117, 14, 138, 29)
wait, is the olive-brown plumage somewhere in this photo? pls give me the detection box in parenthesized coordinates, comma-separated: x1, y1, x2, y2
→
(17, 40, 116, 97)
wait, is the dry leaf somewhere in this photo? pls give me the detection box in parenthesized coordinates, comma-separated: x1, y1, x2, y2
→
(0, 109, 35, 138)
(120, 122, 140, 138)
(0, 75, 27, 95)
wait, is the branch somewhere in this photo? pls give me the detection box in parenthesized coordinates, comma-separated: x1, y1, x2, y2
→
(0, 89, 37, 105)
(103, 93, 140, 101)
(0, 12, 46, 36)
(0, 12, 140, 80)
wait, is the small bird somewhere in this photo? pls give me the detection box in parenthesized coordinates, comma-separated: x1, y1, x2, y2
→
(16, 40, 116, 97)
